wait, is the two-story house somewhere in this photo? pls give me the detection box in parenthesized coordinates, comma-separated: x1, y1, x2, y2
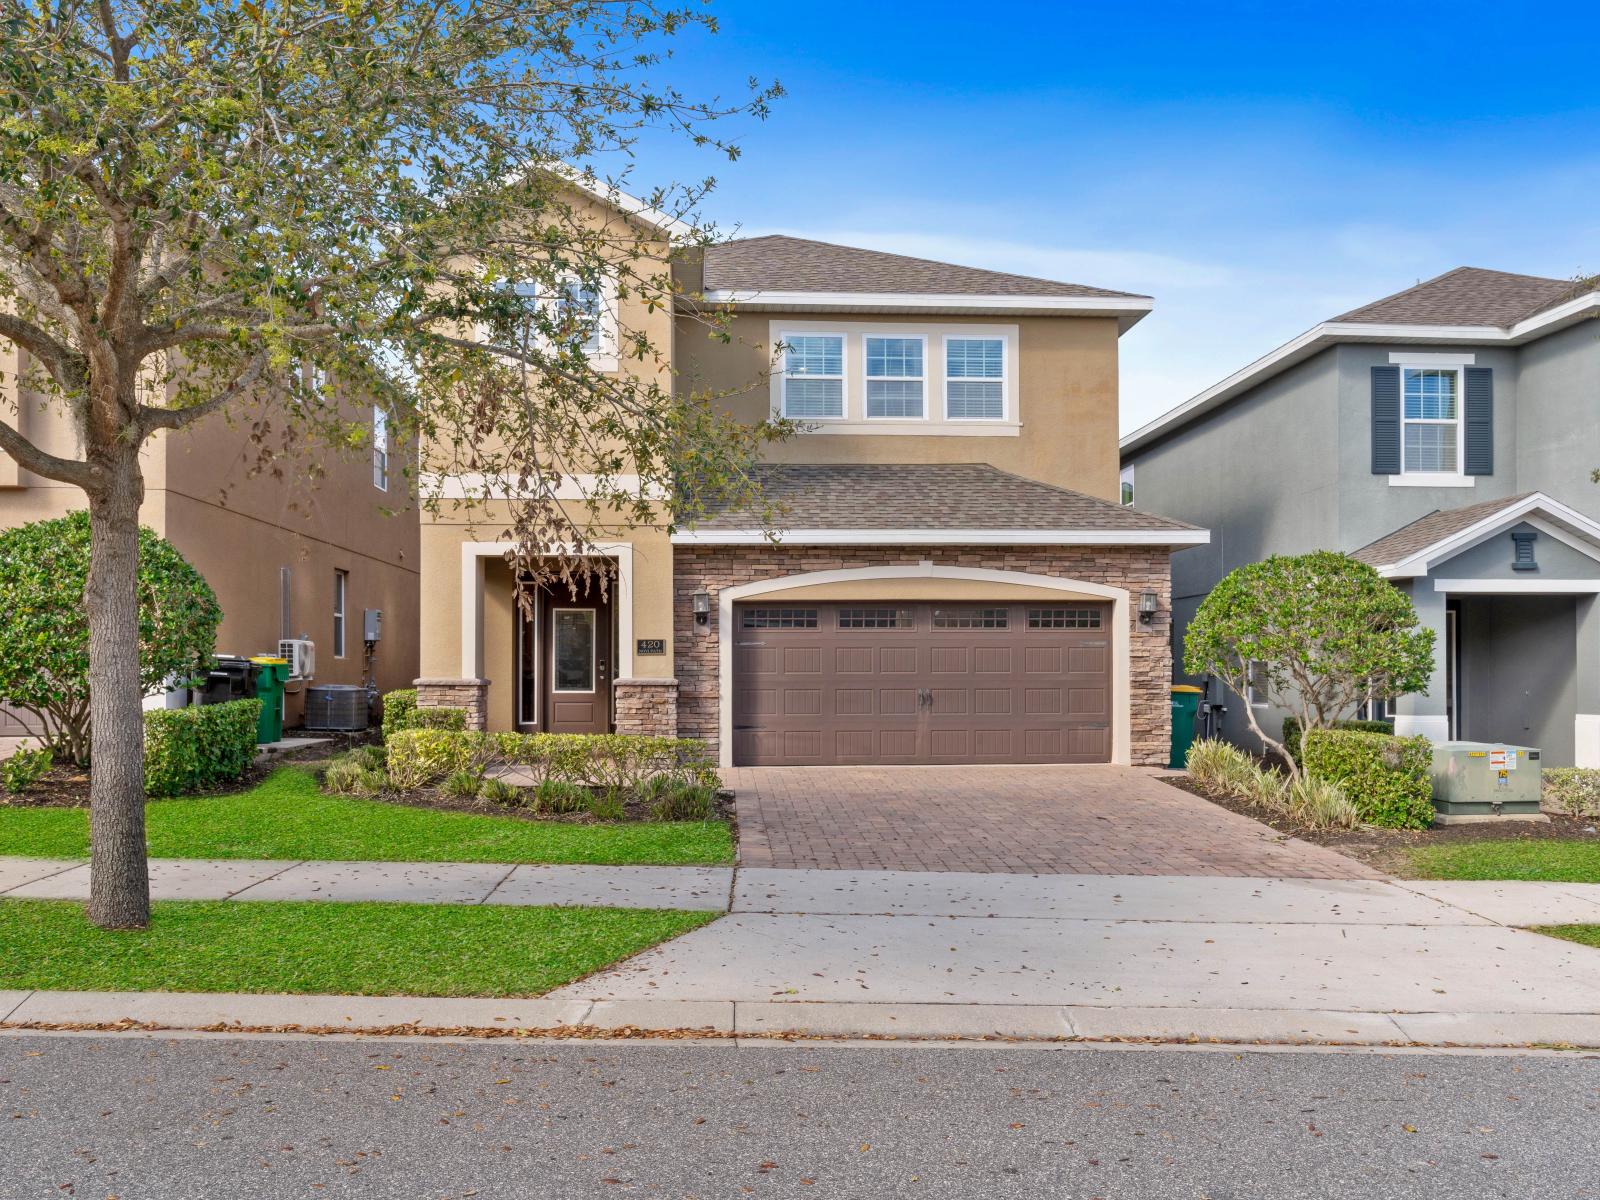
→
(414, 188, 1206, 768)
(0, 335, 420, 736)
(1121, 267, 1600, 767)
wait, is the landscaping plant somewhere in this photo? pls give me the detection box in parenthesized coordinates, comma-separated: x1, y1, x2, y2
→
(1282, 715, 1394, 766)
(1184, 552, 1434, 777)
(1542, 768, 1600, 818)
(443, 770, 485, 801)
(1301, 728, 1435, 829)
(1185, 738, 1359, 831)
(533, 779, 592, 815)
(1, 746, 53, 796)
(0, 513, 220, 770)
(143, 699, 262, 798)
(0, 0, 780, 929)
(478, 777, 523, 807)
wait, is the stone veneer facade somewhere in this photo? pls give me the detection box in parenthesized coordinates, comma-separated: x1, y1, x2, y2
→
(671, 544, 1174, 766)
(613, 678, 680, 737)
(414, 677, 489, 731)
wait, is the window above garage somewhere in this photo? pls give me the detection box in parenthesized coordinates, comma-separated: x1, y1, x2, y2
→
(773, 319, 1021, 436)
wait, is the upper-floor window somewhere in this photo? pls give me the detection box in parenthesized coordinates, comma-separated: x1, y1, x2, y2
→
(1402, 368, 1460, 474)
(332, 569, 348, 659)
(771, 321, 1020, 434)
(865, 336, 925, 419)
(493, 274, 617, 370)
(372, 406, 389, 491)
(781, 334, 845, 419)
(945, 337, 1006, 420)
(554, 279, 603, 357)
(1120, 464, 1135, 506)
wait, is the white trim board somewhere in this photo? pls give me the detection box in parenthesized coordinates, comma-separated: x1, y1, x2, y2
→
(671, 528, 1210, 547)
(1120, 291, 1600, 456)
(1375, 492, 1600, 578)
(1433, 579, 1600, 594)
(458, 541, 634, 682)
(712, 563, 1135, 769)
(705, 289, 1152, 328)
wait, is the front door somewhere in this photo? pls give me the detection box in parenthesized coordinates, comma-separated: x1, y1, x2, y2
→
(542, 586, 613, 734)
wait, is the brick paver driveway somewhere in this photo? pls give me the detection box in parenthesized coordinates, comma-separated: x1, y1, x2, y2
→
(727, 765, 1378, 879)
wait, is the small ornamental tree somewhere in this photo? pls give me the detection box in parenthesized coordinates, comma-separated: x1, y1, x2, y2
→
(1183, 551, 1435, 777)
(0, 511, 220, 767)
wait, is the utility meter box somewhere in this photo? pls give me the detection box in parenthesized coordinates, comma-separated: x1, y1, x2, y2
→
(363, 608, 383, 643)
(1430, 741, 1542, 819)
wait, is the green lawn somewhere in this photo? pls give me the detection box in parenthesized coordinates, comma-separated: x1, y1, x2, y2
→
(0, 767, 733, 865)
(1406, 840, 1600, 884)
(1539, 925, 1600, 950)
(0, 898, 715, 997)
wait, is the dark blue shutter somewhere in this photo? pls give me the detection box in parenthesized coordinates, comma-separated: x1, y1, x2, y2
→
(1464, 366, 1493, 476)
(1371, 365, 1401, 475)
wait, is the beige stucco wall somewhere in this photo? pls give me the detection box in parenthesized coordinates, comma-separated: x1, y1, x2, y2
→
(674, 310, 1123, 502)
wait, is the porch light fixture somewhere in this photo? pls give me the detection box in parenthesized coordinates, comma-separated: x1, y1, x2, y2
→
(1138, 590, 1160, 624)
(691, 590, 711, 626)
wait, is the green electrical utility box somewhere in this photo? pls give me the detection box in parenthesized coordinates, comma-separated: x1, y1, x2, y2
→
(1429, 741, 1542, 820)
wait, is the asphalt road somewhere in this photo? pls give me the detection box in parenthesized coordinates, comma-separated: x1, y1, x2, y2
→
(2, 1033, 1598, 1199)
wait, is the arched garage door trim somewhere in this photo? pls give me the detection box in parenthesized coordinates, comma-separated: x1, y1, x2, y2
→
(717, 562, 1131, 768)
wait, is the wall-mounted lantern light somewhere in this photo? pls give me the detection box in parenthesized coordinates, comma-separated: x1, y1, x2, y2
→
(691, 591, 711, 626)
(1138, 590, 1160, 624)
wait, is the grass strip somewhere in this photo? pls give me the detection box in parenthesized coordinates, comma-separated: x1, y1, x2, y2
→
(0, 767, 733, 866)
(1406, 840, 1600, 884)
(0, 898, 714, 997)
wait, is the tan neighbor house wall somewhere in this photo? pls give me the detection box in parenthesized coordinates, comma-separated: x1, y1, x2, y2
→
(675, 310, 1124, 502)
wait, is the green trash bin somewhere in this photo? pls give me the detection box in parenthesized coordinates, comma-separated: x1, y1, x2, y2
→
(1169, 685, 1204, 770)
(250, 656, 291, 744)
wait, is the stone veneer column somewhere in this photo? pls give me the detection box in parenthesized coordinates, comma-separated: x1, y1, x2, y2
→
(613, 678, 680, 737)
(413, 677, 489, 731)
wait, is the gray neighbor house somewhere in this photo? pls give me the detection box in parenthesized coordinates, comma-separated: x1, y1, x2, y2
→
(1121, 267, 1600, 768)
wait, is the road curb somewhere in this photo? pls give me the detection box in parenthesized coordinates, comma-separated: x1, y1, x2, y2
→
(5, 992, 1600, 1048)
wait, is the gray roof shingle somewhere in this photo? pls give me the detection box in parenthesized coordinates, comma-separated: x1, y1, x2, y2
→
(701, 235, 1147, 300)
(1351, 493, 1536, 568)
(1331, 267, 1578, 328)
(691, 462, 1199, 534)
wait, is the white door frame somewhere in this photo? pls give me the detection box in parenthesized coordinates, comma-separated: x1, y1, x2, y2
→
(716, 562, 1132, 769)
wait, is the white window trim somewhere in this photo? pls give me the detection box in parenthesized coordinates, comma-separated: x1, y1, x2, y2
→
(1246, 660, 1268, 707)
(371, 407, 389, 492)
(768, 319, 1021, 435)
(942, 333, 1009, 422)
(777, 330, 848, 421)
(1119, 464, 1135, 507)
(1393, 360, 1469, 485)
(863, 334, 928, 421)
(483, 273, 620, 374)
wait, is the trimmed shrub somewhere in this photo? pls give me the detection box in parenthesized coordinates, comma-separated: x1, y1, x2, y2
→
(348, 744, 387, 773)
(385, 728, 492, 789)
(409, 706, 468, 732)
(1542, 768, 1600, 818)
(1, 746, 53, 795)
(1283, 716, 1395, 766)
(1302, 729, 1434, 829)
(533, 778, 591, 815)
(380, 689, 418, 742)
(143, 699, 262, 797)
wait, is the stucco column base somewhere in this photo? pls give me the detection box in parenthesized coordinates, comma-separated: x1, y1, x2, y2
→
(414, 677, 490, 731)
(614, 678, 680, 738)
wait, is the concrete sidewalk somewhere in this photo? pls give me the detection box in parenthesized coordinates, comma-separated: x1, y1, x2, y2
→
(0, 857, 731, 911)
(6, 860, 1600, 1045)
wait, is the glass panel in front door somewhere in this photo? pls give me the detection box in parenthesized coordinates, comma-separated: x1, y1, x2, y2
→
(553, 609, 596, 692)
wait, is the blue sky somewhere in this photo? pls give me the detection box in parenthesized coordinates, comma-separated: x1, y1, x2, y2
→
(622, 0, 1600, 434)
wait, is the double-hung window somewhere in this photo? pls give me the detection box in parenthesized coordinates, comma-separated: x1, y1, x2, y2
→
(945, 338, 1005, 420)
(1402, 368, 1460, 474)
(781, 334, 845, 419)
(332, 569, 348, 659)
(864, 336, 925, 419)
(372, 406, 389, 491)
(555, 279, 603, 356)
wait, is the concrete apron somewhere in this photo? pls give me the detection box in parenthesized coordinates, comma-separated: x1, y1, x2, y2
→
(5, 866, 1600, 1047)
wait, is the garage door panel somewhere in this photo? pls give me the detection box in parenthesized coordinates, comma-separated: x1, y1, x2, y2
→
(733, 601, 1113, 766)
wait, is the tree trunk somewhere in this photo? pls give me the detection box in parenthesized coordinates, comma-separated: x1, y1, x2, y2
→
(85, 455, 150, 930)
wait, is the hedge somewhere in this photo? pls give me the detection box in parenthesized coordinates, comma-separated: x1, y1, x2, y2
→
(144, 699, 262, 798)
(1542, 768, 1600, 818)
(385, 729, 718, 793)
(1301, 728, 1434, 829)
(380, 688, 418, 742)
(1282, 716, 1395, 765)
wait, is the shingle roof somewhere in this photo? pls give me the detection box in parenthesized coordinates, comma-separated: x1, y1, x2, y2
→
(691, 462, 1199, 533)
(1351, 493, 1537, 568)
(1331, 267, 1578, 328)
(701, 235, 1147, 300)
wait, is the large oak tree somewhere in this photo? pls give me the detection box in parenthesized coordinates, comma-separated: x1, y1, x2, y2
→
(0, 0, 781, 928)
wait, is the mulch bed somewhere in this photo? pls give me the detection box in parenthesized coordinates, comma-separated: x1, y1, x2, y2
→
(1160, 774, 1600, 876)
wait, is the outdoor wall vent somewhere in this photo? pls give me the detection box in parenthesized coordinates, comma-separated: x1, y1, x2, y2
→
(1511, 529, 1539, 572)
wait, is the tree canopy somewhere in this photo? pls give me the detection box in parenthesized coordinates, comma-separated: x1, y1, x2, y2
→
(1183, 551, 1435, 773)
(0, 511, 221, 766)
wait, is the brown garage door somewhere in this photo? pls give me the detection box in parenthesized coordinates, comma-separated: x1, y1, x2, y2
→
(732, 601, 1112, 766)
